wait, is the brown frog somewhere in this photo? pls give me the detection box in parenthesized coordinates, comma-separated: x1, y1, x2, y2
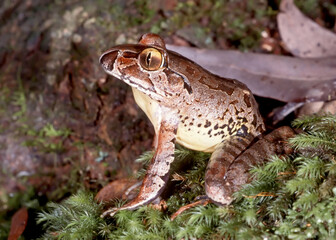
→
(99, 33, 294, 217)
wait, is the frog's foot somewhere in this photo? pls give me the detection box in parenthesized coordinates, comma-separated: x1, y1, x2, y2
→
(101, 193, 155, 218)
(101, 180, 166, 218)
(205, 126, 295, 205)
(170, 197, 211, 220)
(101, 207, 119, 218)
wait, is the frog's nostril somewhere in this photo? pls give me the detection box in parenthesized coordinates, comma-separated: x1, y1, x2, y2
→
(99, 50, 118, 71)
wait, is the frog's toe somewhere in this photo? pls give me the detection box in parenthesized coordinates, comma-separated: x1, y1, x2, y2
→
(101, 208, 119, 218)
(171, 198, 211, 220)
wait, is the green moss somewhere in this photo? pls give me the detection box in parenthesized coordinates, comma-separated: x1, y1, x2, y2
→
(12, 70, 27, 120)
(37, 191, 105, 240)
(21, 123, 71, 153)
(37, 115, 336, 239)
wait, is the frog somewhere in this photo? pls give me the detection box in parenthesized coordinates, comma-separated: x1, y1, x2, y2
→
(99, 33, 294, 217)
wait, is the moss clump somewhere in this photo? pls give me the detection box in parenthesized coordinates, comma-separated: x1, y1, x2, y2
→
(37, 192, 105, 239)
(38, 115, 336, 239)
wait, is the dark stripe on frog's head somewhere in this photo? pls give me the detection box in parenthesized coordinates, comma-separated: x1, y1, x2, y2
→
(99, 44, 167, 72)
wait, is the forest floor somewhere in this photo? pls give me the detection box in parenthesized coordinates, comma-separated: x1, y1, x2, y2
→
(0, 0, 335, 238)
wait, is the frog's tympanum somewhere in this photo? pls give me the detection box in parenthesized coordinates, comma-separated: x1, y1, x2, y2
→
(99, 33, 293, 217)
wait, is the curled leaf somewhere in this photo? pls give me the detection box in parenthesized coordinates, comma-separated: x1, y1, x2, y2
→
(95, 178, 140, 204)
(8, 207, 28, 240)
(278, 0, 336, 58)
(167, 45, 336, 102)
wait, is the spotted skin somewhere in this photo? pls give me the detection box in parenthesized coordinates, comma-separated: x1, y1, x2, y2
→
(99, 33, 267, 217)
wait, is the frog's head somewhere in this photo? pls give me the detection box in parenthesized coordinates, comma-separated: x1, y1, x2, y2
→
(100, 33, 192, 102)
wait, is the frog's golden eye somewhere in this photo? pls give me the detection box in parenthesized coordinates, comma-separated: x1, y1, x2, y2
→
(139, 48, 164, 71)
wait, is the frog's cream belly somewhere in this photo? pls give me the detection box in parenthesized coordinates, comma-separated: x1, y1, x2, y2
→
(132, 88, 223, 153)
(176, 125, 223, 153)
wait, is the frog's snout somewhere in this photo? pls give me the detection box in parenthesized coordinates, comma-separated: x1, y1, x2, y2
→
(99, 50, 118, 72)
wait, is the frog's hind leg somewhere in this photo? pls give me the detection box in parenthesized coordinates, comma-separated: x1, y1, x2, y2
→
(205, 126, 295, 206)
(205, 134, 256, 205)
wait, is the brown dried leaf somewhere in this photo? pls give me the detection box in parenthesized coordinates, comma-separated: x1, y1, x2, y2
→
(95, 178, 139, 204)
(160, 0, 177, 11)
(298, 100, 336, 116)
(278, 0, 336, 58)
(298, 101, 325, 116)
(167, 45, 336, 102)
(320, 100, 336, 114)
(8, 207, 28, 240)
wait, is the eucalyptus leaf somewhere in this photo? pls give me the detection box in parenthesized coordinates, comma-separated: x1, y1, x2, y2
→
(278, 0, 336, 58)
(167, 45, 336, 103)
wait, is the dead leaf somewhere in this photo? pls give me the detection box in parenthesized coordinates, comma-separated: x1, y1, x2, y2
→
(160, 0, 177, 11)
(271, 102, 304, 125)
(320, 100, 336, 114)
(276, 0, 336, 118)
(95, 178, 140, 204)
(8, 207, 28, 240)
(278, 0, 336, 58)
(297, 101, 325, 116)
(167, 45, 336, 103)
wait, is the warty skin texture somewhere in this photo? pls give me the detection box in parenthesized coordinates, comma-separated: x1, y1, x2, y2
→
(99, 33, 268, 217)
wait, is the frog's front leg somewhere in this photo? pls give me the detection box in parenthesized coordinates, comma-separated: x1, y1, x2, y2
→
(101, 107, 179, 218)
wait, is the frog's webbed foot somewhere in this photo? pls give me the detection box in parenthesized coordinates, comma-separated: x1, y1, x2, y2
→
(205, 126, 295, 205)
(101, 171, 168, 218)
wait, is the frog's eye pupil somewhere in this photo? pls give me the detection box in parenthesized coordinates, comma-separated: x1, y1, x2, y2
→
(146, 52, 152, 66)
(139, 48, 164, 71)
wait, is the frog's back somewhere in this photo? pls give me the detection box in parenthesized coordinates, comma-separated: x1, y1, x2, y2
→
(166, 52, 265, 152)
